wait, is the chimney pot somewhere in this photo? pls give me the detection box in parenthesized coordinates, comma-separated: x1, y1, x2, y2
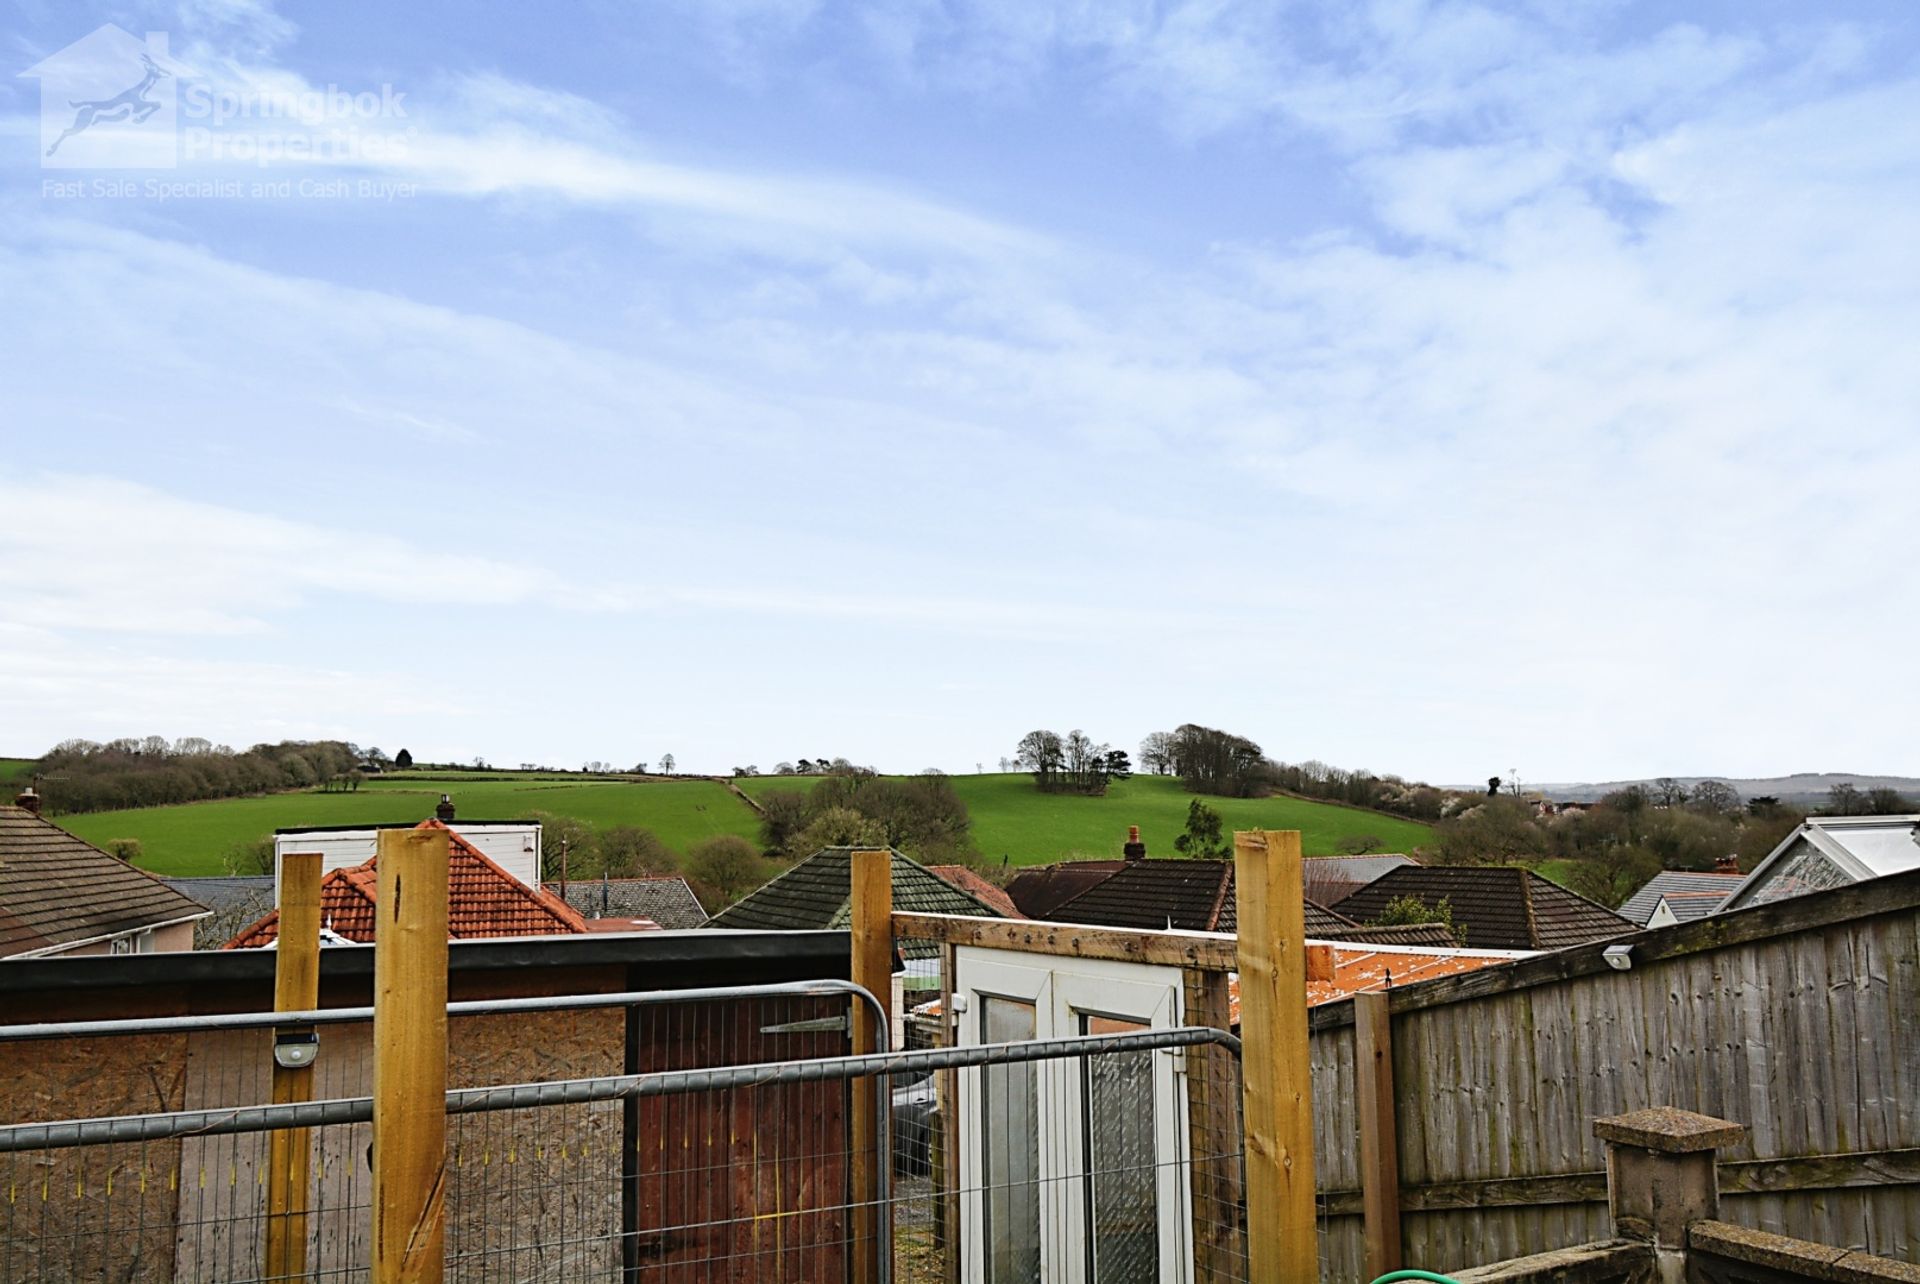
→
(14, 787, 41, 815)
(436, 793, 456, 822)
(1714, 853, 1739, 875)
(1122, 824, 1147, 862)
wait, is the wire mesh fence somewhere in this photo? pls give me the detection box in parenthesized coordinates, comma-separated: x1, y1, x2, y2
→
(1, 986, 1247, 1282)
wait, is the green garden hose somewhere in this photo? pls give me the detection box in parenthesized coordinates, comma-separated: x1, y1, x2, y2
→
(1369, 1272, 1463, 1284)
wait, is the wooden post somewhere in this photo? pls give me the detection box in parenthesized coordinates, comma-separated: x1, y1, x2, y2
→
(1234, 829, 1317, 1284)
(849, 848, 892, 1284)
(1184, 966, 1239, 1281)
(937, 940, 961, 1284)
(265, 851, 321, 1282)
(1353, 990, 1404, 1280)
(372, 826, 450, 1284)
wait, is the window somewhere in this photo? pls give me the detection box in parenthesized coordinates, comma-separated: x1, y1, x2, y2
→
(1081, 1015, 1158, 1284)
(981, 996, 1040, 1284)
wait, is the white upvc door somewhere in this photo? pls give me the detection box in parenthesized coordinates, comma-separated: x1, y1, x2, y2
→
(956, 948, 1191, 1284)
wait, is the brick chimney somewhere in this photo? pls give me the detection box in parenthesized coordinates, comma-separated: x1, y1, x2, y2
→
(436, 793, 456, 822)
(1715, 853, 1739, 875)
(1122, 824, 1147, 862)
(13, 787, 41, 815)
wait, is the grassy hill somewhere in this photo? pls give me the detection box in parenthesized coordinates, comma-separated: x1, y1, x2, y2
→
(51, 767, 1434, 878)
(736, 772, 1434, 864)
(55, 777, 758, 876)
(0, 758, 35, 786)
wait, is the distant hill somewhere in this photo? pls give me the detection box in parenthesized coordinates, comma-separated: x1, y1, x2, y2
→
(1528, 772, 1920, 806)
(736, 772, 1435, 865)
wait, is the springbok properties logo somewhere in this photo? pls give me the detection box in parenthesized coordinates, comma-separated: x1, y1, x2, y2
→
(22, 26, 183, 169)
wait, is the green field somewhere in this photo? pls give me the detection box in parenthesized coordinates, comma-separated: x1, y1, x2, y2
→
(735, 772, 1434, 864)
(56, 778, 759, 876)
(52, 767, 1433, 878)
(0, 759, 35, 786)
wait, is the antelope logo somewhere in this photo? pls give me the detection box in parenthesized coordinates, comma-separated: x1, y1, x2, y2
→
(22, 26, 182, 169)
(46, 53, 171, 157)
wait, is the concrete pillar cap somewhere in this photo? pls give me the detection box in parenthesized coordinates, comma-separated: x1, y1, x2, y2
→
(1593, 1107, 1745, 1154)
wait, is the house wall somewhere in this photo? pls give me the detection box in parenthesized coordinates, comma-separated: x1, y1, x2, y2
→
(274, 822, 543, 892)
(0, 934, 854, 1283)
(1304, 870, 1920, 1283)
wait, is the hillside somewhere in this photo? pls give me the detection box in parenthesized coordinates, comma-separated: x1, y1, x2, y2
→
(1533, 772, 1920, 806)
(50, 767, 1435, 877)
(54, 777, 758, 877)
(0, 758, 35, 785)
(735, 772, 1435, 864)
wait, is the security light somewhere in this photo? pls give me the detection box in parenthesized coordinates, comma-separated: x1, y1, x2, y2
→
(1603, 943, 1634, 972)
(273, 1028, 319, 1069)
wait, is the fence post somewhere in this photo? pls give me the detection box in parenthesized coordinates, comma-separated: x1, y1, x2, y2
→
(849, 848, 892, 1284)
(1235, 829, 1318, 1284)
(266, 850, 322, 1282)
(372, 826, 450, 1284)
(1353, 990, 1403, 1280)
(1184, 966, 1238, 1280)
(938, 939, 961, 1284)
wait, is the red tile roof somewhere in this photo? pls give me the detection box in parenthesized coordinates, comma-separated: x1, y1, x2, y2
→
(224, 819, 588, 947)
(925, 865, 1025, 919)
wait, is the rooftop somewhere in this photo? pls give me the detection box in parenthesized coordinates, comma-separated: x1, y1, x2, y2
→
(547, 875, 710, 930)
(924, 865, 1024, 919)
(1333, 865, 1635, 950)
(707, 846, 1007, 955)
(225, 819, 588, 947)
(1617, 870, 1744, 926)
(0, 805, 209, 958)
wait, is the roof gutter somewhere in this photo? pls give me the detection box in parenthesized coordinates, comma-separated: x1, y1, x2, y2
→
(7, 910, 211, 960)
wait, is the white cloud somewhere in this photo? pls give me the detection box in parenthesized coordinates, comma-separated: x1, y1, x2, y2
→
(0, 474, 644, 634)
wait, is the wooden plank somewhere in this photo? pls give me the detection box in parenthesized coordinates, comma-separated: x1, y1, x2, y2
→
(1306, 866, 1920, 1032)
(1184, 966, 1240, 1281)
(849, 849, 891, 1284)
(1236, 829, 1317, 1284)
(938, 940, 960, 1284)
(1353, 990, 1403, 1280)
(372, 825, 450, 1284)
(266, 851, 322, 1282)
(891, 910, 1236, 971)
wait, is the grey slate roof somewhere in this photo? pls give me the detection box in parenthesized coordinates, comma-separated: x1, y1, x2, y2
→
(706, 847, 1006, 956)
(1038, 858, 1415, 940)
(548, 877, 709, 930)
(1616, 871, 1744, 927)
(1, 807, 209, 957)
(1302, 854, 1418, 906)
(162, 876, 275, 949)
(1333, 866, 1634, 951)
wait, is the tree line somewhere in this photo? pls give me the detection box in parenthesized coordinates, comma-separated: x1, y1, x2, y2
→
(33, 737, 368, 813)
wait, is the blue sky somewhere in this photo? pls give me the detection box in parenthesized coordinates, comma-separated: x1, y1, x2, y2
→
(1, 0, 1916, 784)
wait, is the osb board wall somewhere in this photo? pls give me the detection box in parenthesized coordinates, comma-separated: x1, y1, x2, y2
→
(0, 1032, 187, 1283)
(1306, 900, 1920, 1281)
(6, 1006, 624, 1283)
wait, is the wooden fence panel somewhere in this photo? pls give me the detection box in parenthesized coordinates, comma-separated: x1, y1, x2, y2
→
(1308, 887, 1920, 1281)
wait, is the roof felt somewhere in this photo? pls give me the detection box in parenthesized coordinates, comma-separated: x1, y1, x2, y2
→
(1050, 859, 1236, 930)
(1039, 859, 1367, 935)
(706, 847, 1007, 956)
(1617, 871, 1744, 926)
(924, 865, 1024, 919)
(1332, 865, 1635, 950)
(1004, 861, 1127, 918)
(0, 806, 209, 957)
(548, 876, 710, 930)
(225, 819, 588, 947)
